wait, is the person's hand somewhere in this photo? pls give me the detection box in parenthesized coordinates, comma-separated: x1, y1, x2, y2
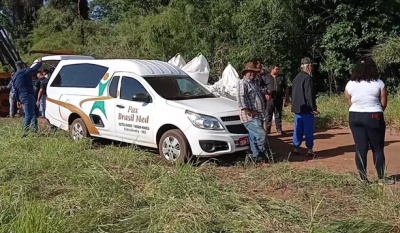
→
(284, 99, 290, 107)
(265, 94, 271, 101)
(312, 110, 320, 115)
(244, 109, 255, 117)
(17, 102, 21, 108)
(38, 57, 42, 62)
(36, 101, 40, 107)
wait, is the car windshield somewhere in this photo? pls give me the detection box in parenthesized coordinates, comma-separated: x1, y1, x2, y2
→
(144, 76, 216, 100)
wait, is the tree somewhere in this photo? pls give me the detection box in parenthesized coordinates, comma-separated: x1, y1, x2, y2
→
(47, 0, 89, 19)
(373, 37, 400, 68)
(302, 0, 400, 92)
(0, 0, 43, 53)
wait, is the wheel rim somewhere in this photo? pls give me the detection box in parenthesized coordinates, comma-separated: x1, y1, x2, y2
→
(162, 136, 181, 161)
(72, 123, 84, 141)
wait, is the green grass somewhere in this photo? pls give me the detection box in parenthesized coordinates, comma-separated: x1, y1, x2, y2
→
(284, 94, 400, 131)
(1, 119, 400, 232)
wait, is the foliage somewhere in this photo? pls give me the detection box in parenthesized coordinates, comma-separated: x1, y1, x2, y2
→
(1, 0, 400, 91)
(373, 37, 400, 68)
(47, 0, 89, 20)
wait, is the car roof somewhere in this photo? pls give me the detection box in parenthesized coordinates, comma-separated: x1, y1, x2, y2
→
(58, 59, 186, 76)
(40, 55, 95, 62)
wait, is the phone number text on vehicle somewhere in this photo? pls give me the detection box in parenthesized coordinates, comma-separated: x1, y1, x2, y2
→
(119, 122, 150, 131)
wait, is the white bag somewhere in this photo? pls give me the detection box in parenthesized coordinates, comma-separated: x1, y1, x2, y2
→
(182, 54, 210, 85)
(168, 53, 186, 68)
(211, 63, 240, 101)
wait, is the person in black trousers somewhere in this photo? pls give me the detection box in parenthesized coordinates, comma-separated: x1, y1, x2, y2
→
(261, 65, 290, 135)
(344, 57, 394, 185)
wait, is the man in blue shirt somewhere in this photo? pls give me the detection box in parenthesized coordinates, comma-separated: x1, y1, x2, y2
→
(12, 58, 43, 134)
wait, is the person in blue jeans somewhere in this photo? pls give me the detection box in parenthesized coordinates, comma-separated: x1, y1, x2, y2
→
(291, 57, 320, 156)
(7, 77, 17, 118)
(12, 58, 43, 134)
(237, 62, 271, 162)
(35, 71, 47, 117)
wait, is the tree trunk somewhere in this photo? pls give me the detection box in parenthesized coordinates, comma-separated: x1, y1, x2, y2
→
(78, 0, 85, 46)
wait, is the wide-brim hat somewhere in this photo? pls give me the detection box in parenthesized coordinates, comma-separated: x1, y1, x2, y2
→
(242, 62, 261, 75)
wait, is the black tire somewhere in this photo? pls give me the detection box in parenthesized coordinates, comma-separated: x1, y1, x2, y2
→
(158, 129, 191, 163)
(70, 118, 88, 141)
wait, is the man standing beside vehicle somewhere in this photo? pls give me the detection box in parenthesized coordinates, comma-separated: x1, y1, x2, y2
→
(7, 73, 16, 118)
(262, 65, 289, 135)
(12, 58, 43, 134)
(291, 57, 319, 156)
(37, 69, 50, 118)
(237, 61, 271, 162)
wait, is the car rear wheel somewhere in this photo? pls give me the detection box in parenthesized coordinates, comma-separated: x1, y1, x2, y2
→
(159, 129, 191, 163)
(70, 118, 88, 141)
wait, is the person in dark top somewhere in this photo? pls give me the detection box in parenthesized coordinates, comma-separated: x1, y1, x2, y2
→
(291, 57, 319, 156)
(35, 72, 44, 99)
(37, 70, 50, 118)
(12, 58, 43, 134)
(262, 65, 290, 135)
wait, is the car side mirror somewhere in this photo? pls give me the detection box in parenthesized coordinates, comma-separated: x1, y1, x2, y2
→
(132, 93, 151, 103)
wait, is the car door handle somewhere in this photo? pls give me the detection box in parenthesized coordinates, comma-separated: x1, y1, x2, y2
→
(116, 104, 125, 109)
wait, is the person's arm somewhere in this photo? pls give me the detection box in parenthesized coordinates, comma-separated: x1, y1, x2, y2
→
(344, 90, 352, 106)
(304, 77, 317, 112)
(263, 76, 272, 100)
(24, 58, 43, 75)
(237, 81, 253, 115)
(380, 87, 388, 111)
(283, 76, 289, 106)
(285, 88, 290, 105)
(237, 81, 248, 109)
(259, 76, 267, 95)
(37, 88, 44, 107)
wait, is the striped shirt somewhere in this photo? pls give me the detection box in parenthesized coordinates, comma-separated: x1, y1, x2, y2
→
(237, 77, 265, 123)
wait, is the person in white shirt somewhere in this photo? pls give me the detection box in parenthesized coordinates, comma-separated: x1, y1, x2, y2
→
(344, 57, 394, 185)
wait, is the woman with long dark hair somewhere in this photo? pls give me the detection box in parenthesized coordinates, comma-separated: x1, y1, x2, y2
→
(345, 57, 394, 185)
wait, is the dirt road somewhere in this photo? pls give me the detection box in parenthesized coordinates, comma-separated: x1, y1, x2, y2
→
(269, 123, 400, 176)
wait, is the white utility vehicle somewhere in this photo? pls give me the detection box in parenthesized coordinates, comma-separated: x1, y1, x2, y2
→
(39, 57, 249, 162)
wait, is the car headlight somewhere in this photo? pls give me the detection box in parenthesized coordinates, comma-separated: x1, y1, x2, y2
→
(185, 110, 224, 130)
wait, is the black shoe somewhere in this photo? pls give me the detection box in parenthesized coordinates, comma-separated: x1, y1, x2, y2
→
(277, 130, 286, 136)
(306, 150, 316, 157)
(293, 147, 300, 155)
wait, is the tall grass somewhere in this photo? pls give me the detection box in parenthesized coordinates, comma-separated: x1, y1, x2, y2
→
(0, 119, 400, 232)
(284, 94, 400, 131)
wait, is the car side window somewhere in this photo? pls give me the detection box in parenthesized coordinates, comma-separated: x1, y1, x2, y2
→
(51, 63, 108, 88)
(109, 76, 120, 98)
(120, 76, 149, 101)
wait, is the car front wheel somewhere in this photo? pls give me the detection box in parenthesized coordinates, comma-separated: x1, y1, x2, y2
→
(70, 118, 88, 141)
(159, 129, 191, 163)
